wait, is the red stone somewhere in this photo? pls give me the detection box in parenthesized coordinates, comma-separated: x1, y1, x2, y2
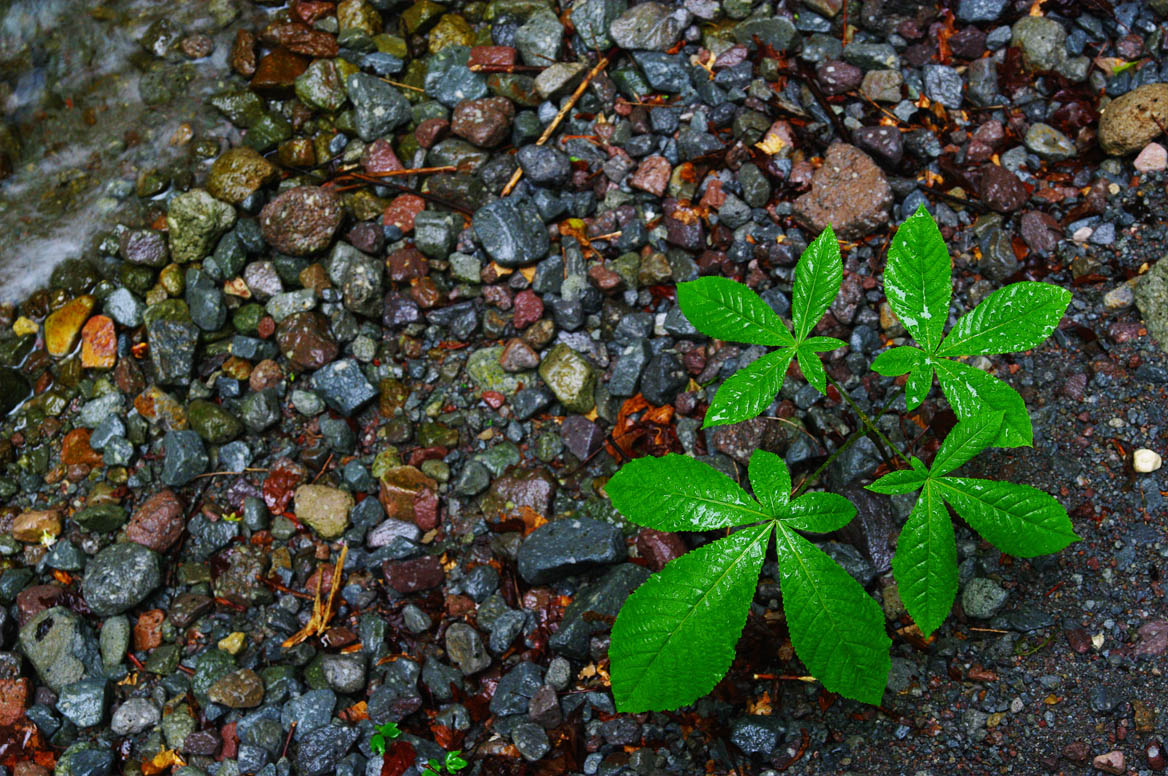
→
(468, 46, 516, 69)
(259, 21, 338, 58)
(383, 556, 445, 593)
(133, 609, 165, 652)
(415, 118, 450, 149)
(15, 585, 63, 625)
(361, 139, 404, 175)
(125, 489, 185, 552)
(383, 195, 426, 233)
(387, 245, 429, 281)
(0, 678, 30, 726)
(80, 315, 116, 369)
(512, 289, 543, 329)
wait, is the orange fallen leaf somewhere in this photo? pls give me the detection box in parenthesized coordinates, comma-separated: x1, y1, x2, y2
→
(141, 749, 186, 775)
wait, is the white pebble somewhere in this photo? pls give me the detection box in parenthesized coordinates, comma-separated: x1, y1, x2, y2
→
(1133, 448, 1162, 473)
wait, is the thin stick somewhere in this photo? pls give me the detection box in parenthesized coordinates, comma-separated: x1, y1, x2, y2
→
(500, 56, 609, 197)
(792, 388, 901, 498)
(341, 165, 456, 178)
(380, 78, 425, 93)
(827, 374, 909, 464)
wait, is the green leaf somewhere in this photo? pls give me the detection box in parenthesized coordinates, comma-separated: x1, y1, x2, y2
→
(607, 453, 769, 531)
(781, 492, 857, 533)
(792, 225, 842, 342)
(938, 282, 1071, 357)
(904, 361, 935, 411)
(370, 734, 385, 756)
(748, 450, 790, 515)
(773, 524, 891, 705)
(677, 277, 794, 346)
(884, 204, 952, 353)
(866, 464, 928, 495)
(796, 345, 828, 394)
(934, 358, 1031, 447)
(445, 751, 468, 772)
(870, 346, 923, 376)
(871, 346, 934, 410)
(610, 524, 771, 712)
(704, 348, 795, 428)
(891, 483, 956, 638)
(934, 478, 1080, 557)
(930, 411, 1003, 477)
(803, 336, 847, 352)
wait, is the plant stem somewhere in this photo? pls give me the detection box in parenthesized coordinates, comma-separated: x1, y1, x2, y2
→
(792, 388, 902, 498)
(826, 374, 909, 465)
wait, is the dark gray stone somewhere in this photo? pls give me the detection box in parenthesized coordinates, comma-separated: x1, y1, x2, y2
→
(311, 359, 376, 416)
(489, 662, 544, 716)
(161, 429, 208, 486)
(345, 73, 410, 141)
(473, 197, 549, 267)
(517, 518, 627, 584)
(549, 564, 649, 659)
(82, 543, 162, 616)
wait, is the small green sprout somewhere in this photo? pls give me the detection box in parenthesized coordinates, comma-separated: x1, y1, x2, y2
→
(369, 722, 402, 756)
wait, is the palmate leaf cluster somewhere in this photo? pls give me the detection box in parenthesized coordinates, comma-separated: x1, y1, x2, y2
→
(605, 205, 1078, 712)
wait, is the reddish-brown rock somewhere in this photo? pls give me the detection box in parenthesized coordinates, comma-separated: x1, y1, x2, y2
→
(383, 556, 445, 593)
(794, 143, 892, 240)
(450, 97, 515, 147)
(125, 489, 185, 552)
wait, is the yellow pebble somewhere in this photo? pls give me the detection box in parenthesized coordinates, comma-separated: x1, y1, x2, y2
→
(218, 632, 246, 655)
(12, 316, 38, 336)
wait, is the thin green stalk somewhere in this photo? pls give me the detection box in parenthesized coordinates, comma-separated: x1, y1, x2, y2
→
(792, 388, 902, 498)
(826, 374, 909, 464)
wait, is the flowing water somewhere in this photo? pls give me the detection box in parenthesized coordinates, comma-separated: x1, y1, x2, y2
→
(0, 0, 262, 303)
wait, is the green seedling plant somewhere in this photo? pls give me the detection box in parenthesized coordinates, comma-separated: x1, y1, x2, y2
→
(369, 721, 402, 756)
(422, 751, 468, 776)
(606, 205, 1079, 712)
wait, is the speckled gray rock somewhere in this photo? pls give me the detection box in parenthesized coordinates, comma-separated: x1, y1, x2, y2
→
(609, 2, 686, 51)
(962, 577, 1009, 619)
(517, 518, 626, 584)
(111, 697, 161, 736)
(1136, 256, 1168, 353)
(346, 73, 410, 141)
(473, 197, 549, 267)
(19, 607, 99, 692)
(445, 622, 491, 675)
(1011, 15, 1065, 71)
(57, 679, 108, 728)
(82, 542, 162, 616)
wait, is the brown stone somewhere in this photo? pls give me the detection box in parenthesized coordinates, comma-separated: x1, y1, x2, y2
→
(259, 21, 339, 58)
(378, 465, 438, 526)
(249, 359, 284, 391)
(260, 186, 343, 255)
(383, 195, 426, 234)
(230, 29, 257, 77)
(630, 155, 670, 196)
(415, 118, 450, 149)
(133, 609, 165, 652)
(1099, 83, 1168, 155)
(361, 139, 404, 174)
(383, 555, 445, 593)
(13, 510, 61, 544)
(15, 584, 63, 625)
(276, 312, 338, 371)
(61, 428, 101, 467)
(0, 678, 30, 725)
(450, 97, 515, 147)
(1092, 751, 1125, 775)
(125, 489, 185, 552)
(250, 49, 309, 92)
(793, 143, 892, 240)
(978, 164, 1028, 213)
(387, 245, 429, 281)
(207, 147, 278, 204)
